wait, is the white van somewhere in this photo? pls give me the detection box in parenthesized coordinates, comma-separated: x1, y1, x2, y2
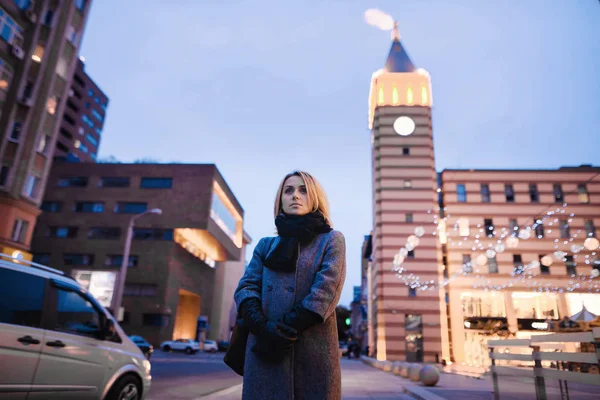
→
(0, 253, 151, 400)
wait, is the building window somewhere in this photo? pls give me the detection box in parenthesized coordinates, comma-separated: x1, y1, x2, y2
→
(114, 202, 147, 214)
(75, 0, 87, 11)
(23, 175, 39, 198)
(480, 184, 490, 203)
(403, 180, 412, 188)
(46, 96, 58, 115)
(0, 8, 23, 46)
(392, 86, 399, 104)
(505, 184, 515, 203)
(81, 114, 94, 128)
(105, 255, 138, 268)
(47, 226, 78, 238)
(126, 284, 157, 297)
(37, 134, 51, 154)
(10, 219, 29, 243)
(507, 219, 519, 236)
(211, 192, 238, 241)
(88, 227, 120, 240)
(41, 201, 63, 212)
(85, 133, 98, 146)
(43, 9, 54, 26)
(403, 147, 410, 155)
(74, 202, 104, 213)
(584, 220, 596, 238)
(408, 287, 416, 297)
(553, 184, 564, 203)
(377, 87, 384, 105)
(13, 0, 31, 10)
(421, 86, 428, 105)
(529, 184, 539, 203)
(404, 314, 423, 363)
(133, 228, 173, 241)
(458, 218, 470, 237)
(407, 250, 415, 259)
(565, 256, 576, 276)
(32, 253, 50, 265)
(91, 109, 103, 122)
(405, 213, 413, 223)
(534, 219, 544, 238)
(539, 255, 550, 275)
(140, 177, 172, 189)
(63, 253, 94, 266)
(559, 219, 570, 238)
(31, 44, 44, 63)
(406, 87, 414, 104)
(0, 165, 9, 187)
(578, 184, 589, 203)
(488, 256, 498, 274)
(56, 57, 68, 79)
(484, 218, 494, 237)
(142, 313, 170, 327)
(462, 254, 472, 273)
(513, 254, 524, 274)
(9, 122, 22, 142)
(58, 176, 88, 187)
(99, 177, 129, 188)
(457, 184, 467, 202)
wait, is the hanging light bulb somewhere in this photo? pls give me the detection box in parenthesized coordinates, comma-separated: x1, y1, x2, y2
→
(584, 237, 600, 251)
(476, 254, 488, 266)
(506, 237, 519, 249)
(541, 255, 553, 267)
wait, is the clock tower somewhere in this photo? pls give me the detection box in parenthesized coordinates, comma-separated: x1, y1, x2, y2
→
(368, 23, 449, 363)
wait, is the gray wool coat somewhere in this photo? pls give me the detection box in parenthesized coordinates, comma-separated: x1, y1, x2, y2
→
(234, 230, 346, 400)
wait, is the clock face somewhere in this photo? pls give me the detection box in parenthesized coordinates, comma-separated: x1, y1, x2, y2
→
(393, 116, 416, 136)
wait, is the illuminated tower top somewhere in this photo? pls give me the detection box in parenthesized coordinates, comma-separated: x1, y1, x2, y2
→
(368, 22, 432, 129)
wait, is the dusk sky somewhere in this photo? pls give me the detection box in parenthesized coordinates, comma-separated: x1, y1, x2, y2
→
(80, 0, 600, 306)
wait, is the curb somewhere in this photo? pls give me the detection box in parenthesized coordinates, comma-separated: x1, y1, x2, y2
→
(403, 386, 447, 400)
(194, 383, 243, 399)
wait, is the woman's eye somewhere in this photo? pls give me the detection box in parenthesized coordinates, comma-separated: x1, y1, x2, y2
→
(285, 188, 293, 194)
(300, 188, 307, 194)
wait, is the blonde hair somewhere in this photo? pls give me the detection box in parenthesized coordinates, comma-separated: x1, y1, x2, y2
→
(273, 170, 332, 227)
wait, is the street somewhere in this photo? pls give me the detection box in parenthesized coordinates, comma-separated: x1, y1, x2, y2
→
(147, 351, 242, 399)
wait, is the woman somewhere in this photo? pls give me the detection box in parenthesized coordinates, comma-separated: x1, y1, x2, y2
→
(234, 170, 346, 400)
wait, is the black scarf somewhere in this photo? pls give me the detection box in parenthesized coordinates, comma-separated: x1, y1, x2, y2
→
(264, 212, 332, 273)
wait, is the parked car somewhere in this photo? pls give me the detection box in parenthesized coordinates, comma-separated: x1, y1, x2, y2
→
(203, 340, 218, 353)
(218, 340, 230, 352)
(130, 335, 154, 360)
(0, 253, 151, 400)
(160, 339, 200, 354)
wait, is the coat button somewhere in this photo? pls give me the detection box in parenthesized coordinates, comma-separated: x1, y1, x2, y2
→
(286, 286, 294, 292)
(267, 285, 273, 292)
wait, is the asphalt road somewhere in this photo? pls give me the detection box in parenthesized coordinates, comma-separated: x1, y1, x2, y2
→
(146, 350, 242, 400)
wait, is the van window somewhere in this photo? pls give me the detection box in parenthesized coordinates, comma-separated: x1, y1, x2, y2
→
(54, 289, 102, 338)
(0, 268, 45, 328)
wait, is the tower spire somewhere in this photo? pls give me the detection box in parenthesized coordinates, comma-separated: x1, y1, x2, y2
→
(392, 21, 400, 41)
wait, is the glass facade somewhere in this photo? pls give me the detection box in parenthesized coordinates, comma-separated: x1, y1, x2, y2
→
(211, 191, 238, 241)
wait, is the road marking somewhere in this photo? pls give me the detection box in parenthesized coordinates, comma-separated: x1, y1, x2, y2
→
(194, 383, 243, 399)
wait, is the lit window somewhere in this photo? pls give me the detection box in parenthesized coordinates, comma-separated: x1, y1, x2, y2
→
(37, 134, 50, 154)
(578, 184, 589, 203)
(46, 96, 58, 115)
(56, 57, 68, 78)
(458, 218, 469, 237)
(74, 139, 81, 148)
(32, 45, 44, 63)
(406, 87, 413, 104)
(392, 86, 399, 104)
(403, 180, 412, 188)
(211, 192, 238, 241)
(421, 86, 428, 105)
(377, 87, 384, 105)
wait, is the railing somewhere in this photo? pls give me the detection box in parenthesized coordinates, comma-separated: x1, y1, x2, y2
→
(488, 328, 600, 400)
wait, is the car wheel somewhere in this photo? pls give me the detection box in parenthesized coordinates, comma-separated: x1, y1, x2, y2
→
(163, 345, 171, 352)
(106, 374, 142, 400)
(185, 347, 193, 354)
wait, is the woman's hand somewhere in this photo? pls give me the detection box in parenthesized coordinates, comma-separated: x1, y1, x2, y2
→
(252, 320, 298, 363)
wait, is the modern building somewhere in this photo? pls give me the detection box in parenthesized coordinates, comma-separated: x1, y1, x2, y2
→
(53, 58, 108, 162)
(31, 161, 251, 346)
(364, 24, 600, 366)
(0, 0, 92, 261)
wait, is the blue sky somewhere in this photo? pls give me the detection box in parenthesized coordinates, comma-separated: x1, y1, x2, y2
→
(80, 0, 600, 306)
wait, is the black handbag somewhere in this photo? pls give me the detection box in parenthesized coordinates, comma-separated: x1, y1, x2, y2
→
(223, 316, 249, 376)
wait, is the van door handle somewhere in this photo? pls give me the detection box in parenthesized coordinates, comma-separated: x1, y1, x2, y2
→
(18, 335, 40, 345)
(46, 340, 66, 348)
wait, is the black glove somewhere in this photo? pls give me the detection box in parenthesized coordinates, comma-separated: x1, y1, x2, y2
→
(282, 303, 322, 334)
(239, 297, 269, 336)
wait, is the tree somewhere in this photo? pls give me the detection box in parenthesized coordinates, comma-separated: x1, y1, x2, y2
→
(97, 155, 121, 163)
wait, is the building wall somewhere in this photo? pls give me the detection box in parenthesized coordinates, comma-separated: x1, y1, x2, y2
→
(0, 0, 92, 256)
(440, 167, 600, 364)
(54, 59, 108, 162)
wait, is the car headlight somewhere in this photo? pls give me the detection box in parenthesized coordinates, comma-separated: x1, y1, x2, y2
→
(143, 359, 151, 374)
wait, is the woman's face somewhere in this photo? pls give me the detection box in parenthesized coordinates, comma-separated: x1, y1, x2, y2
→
(281, 175, 310, 216)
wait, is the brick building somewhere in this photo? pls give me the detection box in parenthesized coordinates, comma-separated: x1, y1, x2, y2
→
(0, 0, 92, 260)
(54, 58, 108, 162)
(31, 161, 251, 345)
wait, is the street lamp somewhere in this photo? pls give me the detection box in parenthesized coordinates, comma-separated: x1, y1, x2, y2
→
(112, 208, 162, 320)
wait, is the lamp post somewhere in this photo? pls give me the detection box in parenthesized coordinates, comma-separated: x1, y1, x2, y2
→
(112, 208, 162, 320)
